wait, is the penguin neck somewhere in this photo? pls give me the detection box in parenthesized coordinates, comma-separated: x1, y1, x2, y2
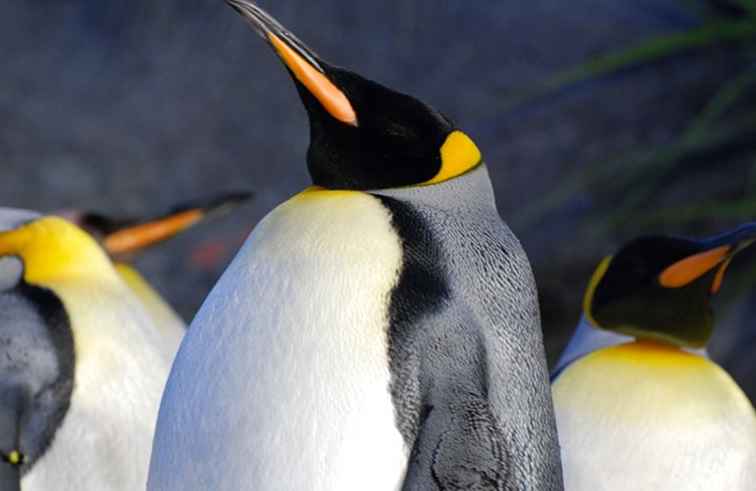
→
(371, 163, 497, 216)
(555, 315, 711, 379)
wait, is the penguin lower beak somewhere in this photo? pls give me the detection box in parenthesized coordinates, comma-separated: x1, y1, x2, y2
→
(226, 0, 358, 126)
(659, 223, 756, 293)
(101, 191, 253, 258)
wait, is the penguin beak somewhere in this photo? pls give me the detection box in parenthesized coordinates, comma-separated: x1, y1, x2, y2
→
(97, 191, 253, 259)
(659, 223, 756, 293)
(226, 0, 358, 126)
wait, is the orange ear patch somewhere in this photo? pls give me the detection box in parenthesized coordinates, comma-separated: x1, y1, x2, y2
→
(659, 245, 731, 288)
(268, 33, 357, 126)
(103, 210, 203, 256)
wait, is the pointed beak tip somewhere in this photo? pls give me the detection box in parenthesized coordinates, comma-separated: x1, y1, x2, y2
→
(227, 0, 273, 42)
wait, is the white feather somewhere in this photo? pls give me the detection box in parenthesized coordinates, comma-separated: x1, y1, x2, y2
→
(149, 190, 408, 491)
(553, 343, 756, 491)
(23, 278, 172, 490)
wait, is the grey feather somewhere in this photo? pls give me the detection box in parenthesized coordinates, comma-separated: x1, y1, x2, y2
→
(376, 165, 563, 490)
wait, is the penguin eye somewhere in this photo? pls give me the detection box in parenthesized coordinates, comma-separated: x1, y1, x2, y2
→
(2, 450, 25, 467)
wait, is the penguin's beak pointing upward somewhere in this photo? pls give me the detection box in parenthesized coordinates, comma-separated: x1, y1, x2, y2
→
(659, 222, 756, 294)
(226, 0, 358, 126)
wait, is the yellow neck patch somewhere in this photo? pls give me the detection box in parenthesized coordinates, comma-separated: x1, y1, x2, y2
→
(582, 255, 613, 328)
(426, 130, 482, 185)
(0, 217, 116, 286)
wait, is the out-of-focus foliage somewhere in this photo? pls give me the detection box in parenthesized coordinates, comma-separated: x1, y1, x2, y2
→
(507, 0, 756, 394)
(511, 0, 756, 236)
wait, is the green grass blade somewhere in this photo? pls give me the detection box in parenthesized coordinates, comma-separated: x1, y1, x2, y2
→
(502, 19, 756, 111)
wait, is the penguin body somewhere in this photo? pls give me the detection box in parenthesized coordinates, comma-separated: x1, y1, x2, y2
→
(113, 263, 185, 352)
(152, 189, 407, 490)
(553, 228, 756, 490)
(148, 2, 562, 488)
(0, 210, 173, 490)
(150, 166, 561, 490)
(376, 166, 559, 489)
(554, 341, 756, 491)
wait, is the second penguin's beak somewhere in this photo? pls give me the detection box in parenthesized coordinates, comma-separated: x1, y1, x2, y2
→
(659, 223, 756, 294)
(226, 0, 358, 126)
(98, 192, 252, 259)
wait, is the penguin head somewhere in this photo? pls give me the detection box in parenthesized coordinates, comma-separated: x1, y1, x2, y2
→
(583, 223, 756, 348)
(227, 0, 482, 190)
(57, 191, 253, 261)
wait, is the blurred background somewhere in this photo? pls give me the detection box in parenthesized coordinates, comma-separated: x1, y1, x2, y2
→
(2, 0, 755, 398)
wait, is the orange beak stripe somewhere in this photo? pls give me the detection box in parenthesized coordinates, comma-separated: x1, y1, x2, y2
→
(710, 256, 734, 295)
(659, 245, 731, 288)
(103, 209, 204, 256)
(268, 33, 357, 126)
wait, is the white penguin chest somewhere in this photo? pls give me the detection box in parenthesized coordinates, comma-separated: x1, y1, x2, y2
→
(150, 190, 409, 491)
(24, 281, 171, 491)
(553, 343, 756, 491)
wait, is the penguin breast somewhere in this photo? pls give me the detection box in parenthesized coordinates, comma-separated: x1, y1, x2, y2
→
(553, 342, 756, 491)
(149, 189, 409, 491)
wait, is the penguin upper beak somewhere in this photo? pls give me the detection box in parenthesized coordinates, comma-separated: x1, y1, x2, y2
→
(226, 0, 358, 126)
(659, 223, 756, 293)
(97, 191, 253, 259)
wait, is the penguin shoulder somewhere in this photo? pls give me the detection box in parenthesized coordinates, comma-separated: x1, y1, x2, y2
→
(233, 188, 404, 289)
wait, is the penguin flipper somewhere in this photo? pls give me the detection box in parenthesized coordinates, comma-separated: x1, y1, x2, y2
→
(402, 397, 507, 491)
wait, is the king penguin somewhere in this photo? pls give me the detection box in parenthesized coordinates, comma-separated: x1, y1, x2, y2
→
(552, 225, 756, 490)
(148, 2, 563, 490)
(0, 208, 175, 490)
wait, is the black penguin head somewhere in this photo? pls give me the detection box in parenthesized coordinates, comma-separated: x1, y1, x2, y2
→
(583, 223, 756, 348)
(227, 0, 482, 190)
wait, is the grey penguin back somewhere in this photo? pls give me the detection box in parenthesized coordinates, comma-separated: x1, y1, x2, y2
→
(374, 164, 563, 490)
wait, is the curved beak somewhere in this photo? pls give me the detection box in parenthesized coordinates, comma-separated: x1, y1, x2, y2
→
(226, 0, 358, 126)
